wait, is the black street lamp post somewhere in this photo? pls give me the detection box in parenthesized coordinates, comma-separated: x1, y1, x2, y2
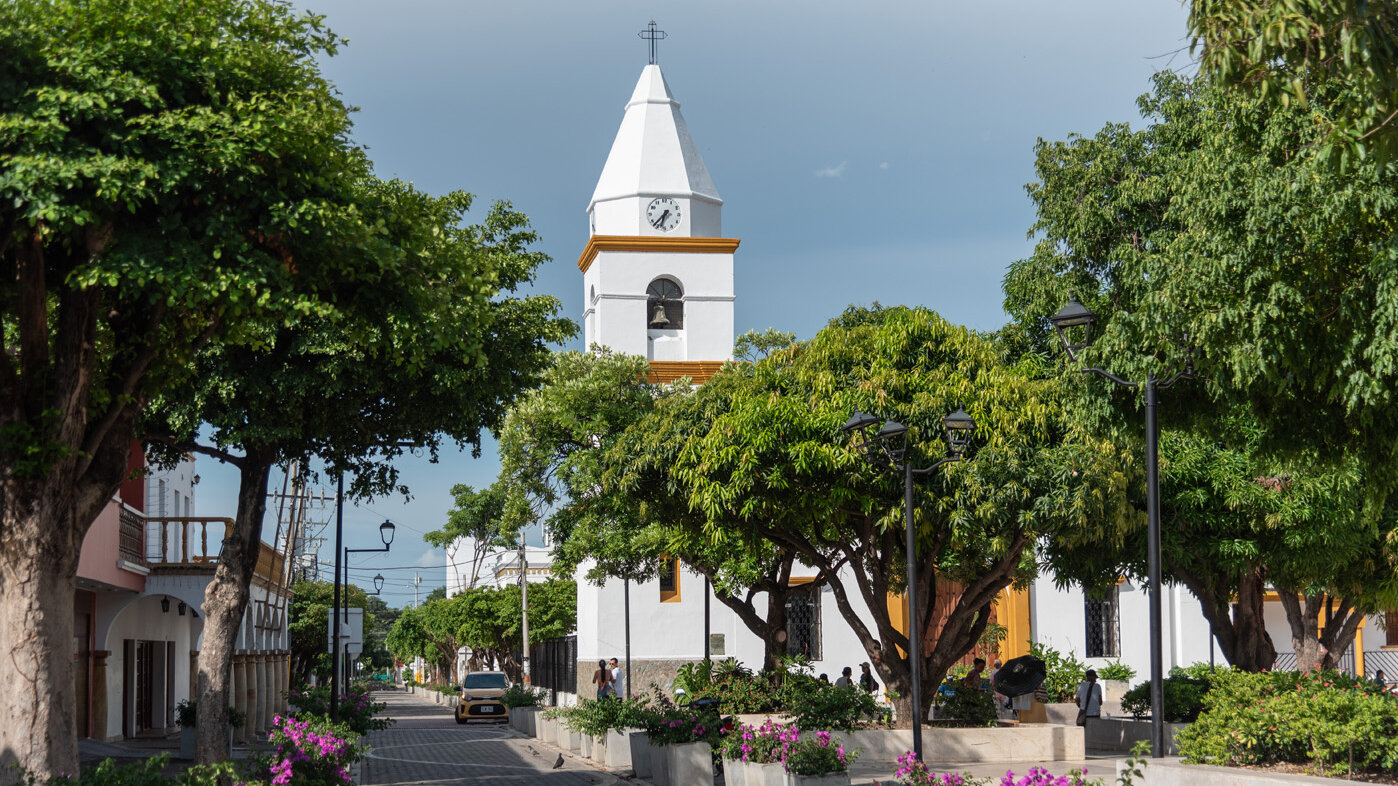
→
(1049, 292, 1190, 759)
(330, 508, 396, 721)
(841, 407, 975, 762)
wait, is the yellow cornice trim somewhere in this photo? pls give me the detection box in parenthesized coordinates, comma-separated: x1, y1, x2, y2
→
(577, 235, 741, 273)
(648, 360, 726, 385)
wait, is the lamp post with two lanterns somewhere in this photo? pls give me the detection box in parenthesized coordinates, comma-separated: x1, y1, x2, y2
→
(840, 406, 975, 762)
(1048, 292, 1190, 759)
(330, 507, 396, 721)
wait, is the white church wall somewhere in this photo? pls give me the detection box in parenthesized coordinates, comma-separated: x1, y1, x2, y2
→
(587, 251, 733, 361)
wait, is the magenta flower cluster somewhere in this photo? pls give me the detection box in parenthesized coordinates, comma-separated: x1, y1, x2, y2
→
(267, 714, 359, 786)
(727, 721, 849, 773)
(879, 752, 1100, 786)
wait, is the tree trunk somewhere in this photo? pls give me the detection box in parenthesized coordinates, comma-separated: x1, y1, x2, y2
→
(0, 516, 84, 780)
(195, 452, 272, 764)
(1173, 561, 1276, 671)
(1277, 592, 1327, 671)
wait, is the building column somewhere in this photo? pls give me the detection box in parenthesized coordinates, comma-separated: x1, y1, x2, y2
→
(189, 650, 200, 704)
(91, 650, 111, 741)
(241, 654, 256, 742)
(255, 654, 269, 735)
(231, 656, 247, 744)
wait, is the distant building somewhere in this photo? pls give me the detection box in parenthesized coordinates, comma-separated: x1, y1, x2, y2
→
(74, 445, 298, 742)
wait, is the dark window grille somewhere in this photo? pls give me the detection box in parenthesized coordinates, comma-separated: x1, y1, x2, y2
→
(786, 585, 822, 660)
(528, 635, 576, 699)
(646, 278, 684, 330)
(1084, 588, 1120, 658)
(1387, 610, 1398, 647)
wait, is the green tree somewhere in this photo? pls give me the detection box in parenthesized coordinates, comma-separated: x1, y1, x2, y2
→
(287, 580, 375, 684)
(145, 178, 569, 761)
(0, 0, 373, 774)
(672, 305, 1124, 723)
(1003, 71, 1398, 671)
(425, 483, 509, 593)
(455, 580, 576, 678)
(1189, 0, 1398, 166)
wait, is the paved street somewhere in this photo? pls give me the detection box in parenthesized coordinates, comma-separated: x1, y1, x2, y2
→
(362, 689, 614, 786)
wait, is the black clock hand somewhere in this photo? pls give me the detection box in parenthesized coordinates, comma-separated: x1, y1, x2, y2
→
(655, 209, 671, 227)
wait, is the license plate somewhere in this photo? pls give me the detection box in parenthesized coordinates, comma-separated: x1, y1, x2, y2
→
(479, 706, 495, 712)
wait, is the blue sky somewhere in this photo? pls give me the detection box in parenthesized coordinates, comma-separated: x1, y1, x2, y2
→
(195, 1, 1195, 606)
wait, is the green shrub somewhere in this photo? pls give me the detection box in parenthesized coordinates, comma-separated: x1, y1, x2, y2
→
(640, 692, 723, 747)
(500, 683, 544, 708)
(555, 696, 652, 737)
(1028, 642, 1087, 702)
(1121, 673, 1211, 723)
(778, 674, 886, 731)
(6, 756, 248, 786)
(938, 687, 999, 727)
(1176, 669, 1398, 777)
(1095, 661, 1137, 682)
(783, 731, 858, 776)
(286, 681, 392, 735)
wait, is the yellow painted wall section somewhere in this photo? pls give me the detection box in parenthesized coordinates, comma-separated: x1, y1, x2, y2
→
(996, 585, 1032, 661)
(887, 593, 908, 658)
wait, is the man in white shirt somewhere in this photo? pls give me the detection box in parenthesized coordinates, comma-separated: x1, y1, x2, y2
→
(1075, 669, 1102, 725)
(834, 666, 853, 689)
(609, 657, 624, 698)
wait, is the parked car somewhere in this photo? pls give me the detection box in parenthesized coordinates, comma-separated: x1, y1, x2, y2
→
(456, 671, 510, 724)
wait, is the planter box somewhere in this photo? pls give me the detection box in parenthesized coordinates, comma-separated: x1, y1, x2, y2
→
(1087, 718, 1188, 756)
(1102, 679, 1130, 704)
(559, 723, 582, 752)
(649, 744, 671, 786)
(604, 728, 637, 769)
(509, 707, 539, 735)
(665, 741, 713, 786)
(840, 724, 1083, 763)
(723, 757, 787, 786)
(536, 714, 558, 745)
(590, 733, 607, 764)
(580, 733, 593, 759)
(786, 773, 850, 786)
(629, 731, 654, 779)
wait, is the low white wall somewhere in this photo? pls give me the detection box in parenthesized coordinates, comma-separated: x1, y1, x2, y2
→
(840, 724, 1083, 763)
(1087, 719, 1188, 755)
(1119, 759, 1348, 786)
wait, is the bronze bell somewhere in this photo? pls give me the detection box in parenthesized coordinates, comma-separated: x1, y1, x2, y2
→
(650, 303, 670, 327)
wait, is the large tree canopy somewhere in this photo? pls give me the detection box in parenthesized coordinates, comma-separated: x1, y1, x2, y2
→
(1003, 71, 1398, 670)
(669, 305, 1125, 723)
(0, 0, 382, 774)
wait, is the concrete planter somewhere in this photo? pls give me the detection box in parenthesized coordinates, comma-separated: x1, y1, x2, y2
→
(1088, 718, 1188, 755)
(840, 724, 1083, 763)
(723, 758, 788, 786)
(590, 733, 607, 763)
(722, 757, 747, 786)
(536, 714, 558, 745)
(786, 773, 850, 786)
(665, 741, 714, 786)
(648, 744, 671, 786)
(580, 733, 593, 758)
(1102, 679, 1131, 704)
(629, 731, 654, 779)
(604, 728, 637, 769)
(509, 706, 539, 735)
(559, 722, 582, 752)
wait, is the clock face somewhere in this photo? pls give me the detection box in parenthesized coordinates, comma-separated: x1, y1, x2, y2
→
(646, 197, 682, 232)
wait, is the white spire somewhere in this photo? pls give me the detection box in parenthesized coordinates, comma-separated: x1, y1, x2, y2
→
(590, 65, 721, 210)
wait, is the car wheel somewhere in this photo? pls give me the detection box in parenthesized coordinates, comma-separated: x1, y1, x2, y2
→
(455, 711, 467, 725)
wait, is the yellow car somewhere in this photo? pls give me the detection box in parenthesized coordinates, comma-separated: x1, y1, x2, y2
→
(455, 671, 510, 724)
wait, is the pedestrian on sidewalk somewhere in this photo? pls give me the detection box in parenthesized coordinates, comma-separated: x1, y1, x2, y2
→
(591, 660, 611, 699)
(1075, 669, 1101, 727)
(609, 657, 625, 698)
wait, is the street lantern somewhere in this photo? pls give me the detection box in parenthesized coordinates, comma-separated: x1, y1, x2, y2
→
(379, 519, 396, 547)
(838, 406, 975, 762)
(1048, 292, 1096, 360)
(1048, 294, 1190, 759)
(373, 573, 385, 594)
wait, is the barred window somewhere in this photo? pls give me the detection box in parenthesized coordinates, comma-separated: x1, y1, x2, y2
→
(1387, 610, 1398, 647)
(646, 278, 684, 330)
(786, 585, 822, 660)
(1084, 587, 1121, 658)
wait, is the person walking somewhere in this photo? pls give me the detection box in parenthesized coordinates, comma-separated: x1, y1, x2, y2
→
(609, 657, 625, 698)
(1075, 669, 1102, 726)
(591, 659, 611, 699)
(963, 657, 988, 691)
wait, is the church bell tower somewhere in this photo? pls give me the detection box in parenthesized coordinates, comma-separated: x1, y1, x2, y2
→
(578, 28, 738, 383)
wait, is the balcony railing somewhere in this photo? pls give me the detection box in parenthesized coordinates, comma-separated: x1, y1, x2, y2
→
(145, 517, 233, 567)
(118, 506, 146, 567)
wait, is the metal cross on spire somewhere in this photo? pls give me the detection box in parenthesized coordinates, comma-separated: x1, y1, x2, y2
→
(639, 20, 667, 65)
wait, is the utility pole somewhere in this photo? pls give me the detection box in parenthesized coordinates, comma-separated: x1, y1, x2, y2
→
(414, 572, 421, 608)
(519, 538, 531, 685)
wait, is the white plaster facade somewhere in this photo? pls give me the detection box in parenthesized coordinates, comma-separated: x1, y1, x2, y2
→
(582, 64, 734, 364)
